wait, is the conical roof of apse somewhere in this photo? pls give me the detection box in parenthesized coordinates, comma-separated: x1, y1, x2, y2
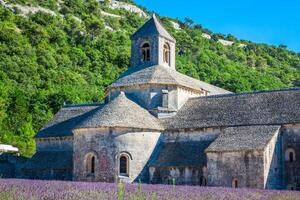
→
(76, 92, 163, 131)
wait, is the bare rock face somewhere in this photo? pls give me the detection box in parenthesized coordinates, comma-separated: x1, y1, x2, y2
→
(108, 0, 147, 18)
(14, 5, 56, 16)
(202, 33, 211, 39)
(0, 0, 56, 16)
(218, 39, 234, 46)
(170, 21, 181, 30)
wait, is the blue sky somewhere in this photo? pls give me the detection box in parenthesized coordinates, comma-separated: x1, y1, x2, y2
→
(134, 0, 300, 52)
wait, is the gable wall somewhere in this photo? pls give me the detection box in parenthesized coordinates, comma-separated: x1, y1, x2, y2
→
(177, 87, 203, 110)
(207, 150, 265, 189)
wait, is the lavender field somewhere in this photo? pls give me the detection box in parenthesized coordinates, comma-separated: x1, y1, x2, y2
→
(0, 179, 299, 200)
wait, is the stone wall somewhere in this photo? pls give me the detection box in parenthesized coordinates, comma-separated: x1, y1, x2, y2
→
(177, 87, 202, 110)
(207, 151, 265, 189)
(205, 126, 300, 190)
(35, 137, 73, 152)
(130, 36, 159, 69)
(163, 128, 220, 143)
(281, 125, 300, 190)
(73, 127, 162, 183)
(158, 36, 176, 70)
(149, 166, 204, 185)
(130, 36, 175, 70)
(109, 85, 200, 114)
(109, 85, 177, 111)
(22, 167, 73, 181)
(0, 154, 27, 178)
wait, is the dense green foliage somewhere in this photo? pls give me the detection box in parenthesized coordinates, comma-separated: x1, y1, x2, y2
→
(0, 0, 299, 156)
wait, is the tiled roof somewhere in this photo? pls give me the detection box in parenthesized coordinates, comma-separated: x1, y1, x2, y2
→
(162, 89, 300, 129)
(151, 141, 211, 167)
(35, 104, 100, 138)
(36, 93, 163, 138)
(76, 92, 163, 130)
(109, 65, 231, 94)
(206, 125, 280, 152)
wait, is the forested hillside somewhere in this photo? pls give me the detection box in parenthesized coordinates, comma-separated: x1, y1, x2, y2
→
(0, 0, 299, 156)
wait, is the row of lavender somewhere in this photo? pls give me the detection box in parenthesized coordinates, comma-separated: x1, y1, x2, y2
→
(0, 179, 299, 200)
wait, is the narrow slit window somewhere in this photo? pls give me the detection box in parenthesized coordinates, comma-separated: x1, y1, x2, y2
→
(163, 43, 170, 66)
(285, 148, 296, 163)
(91, 156, 95, 173)
(232, 179, 238, 188)
(289, 152, 294, 163)
(119, 155, 129, 176)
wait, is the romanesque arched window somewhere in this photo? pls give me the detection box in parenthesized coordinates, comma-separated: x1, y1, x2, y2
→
(285, 148, 296, 163)
(119, 154, 129, 176)
(232, 178, 238, 188)
(142, 43, 150, 62)
(163, 43, 170, 65)
(85, 153, 96, 174)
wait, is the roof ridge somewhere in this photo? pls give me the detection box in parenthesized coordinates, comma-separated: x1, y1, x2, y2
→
(189, 87, 300, 100)
(152, 14, 175, 40)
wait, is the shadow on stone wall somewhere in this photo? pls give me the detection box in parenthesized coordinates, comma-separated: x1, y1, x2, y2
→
(133, 135, 163, 183)
(265, 132, 284, 190)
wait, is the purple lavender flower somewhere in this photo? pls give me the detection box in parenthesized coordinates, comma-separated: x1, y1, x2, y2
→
(0, 179, 299, 200)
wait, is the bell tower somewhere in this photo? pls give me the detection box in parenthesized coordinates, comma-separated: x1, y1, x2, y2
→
(130, 14, 176, 70)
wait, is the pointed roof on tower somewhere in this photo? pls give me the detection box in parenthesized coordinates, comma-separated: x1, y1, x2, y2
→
(131, 14, 176, 42)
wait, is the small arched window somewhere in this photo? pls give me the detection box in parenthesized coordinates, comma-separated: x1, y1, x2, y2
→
(141, 43, 150, 62)
(232, 179, 238, 188)
(119, 154, 129, 176)
(163, 43, 171, 66)
(285, 148, 296, 163)
(85, 153, 96, 174)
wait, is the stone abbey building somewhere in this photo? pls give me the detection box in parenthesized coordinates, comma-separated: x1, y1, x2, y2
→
(2, 15, 300, 190)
